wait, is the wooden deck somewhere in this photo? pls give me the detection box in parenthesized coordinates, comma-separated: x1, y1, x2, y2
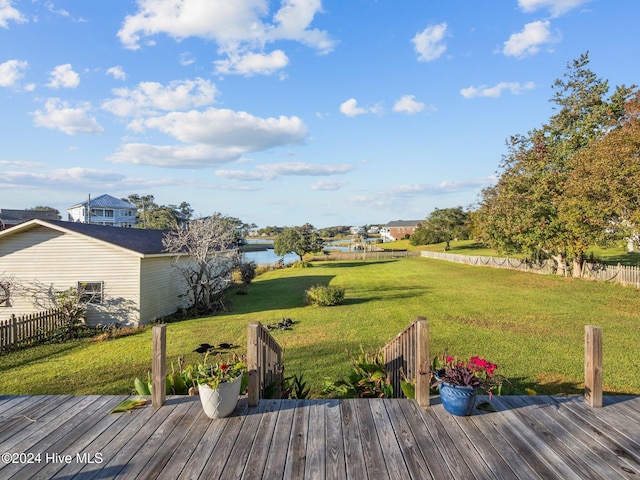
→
(0, 394, 639, 479)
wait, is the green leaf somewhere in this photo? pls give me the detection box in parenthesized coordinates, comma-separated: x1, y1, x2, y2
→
(400, 380, 415, 399)
(110, 398, 149, 414)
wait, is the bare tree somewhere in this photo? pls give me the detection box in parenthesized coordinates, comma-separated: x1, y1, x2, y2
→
(162, 213, 243, 314)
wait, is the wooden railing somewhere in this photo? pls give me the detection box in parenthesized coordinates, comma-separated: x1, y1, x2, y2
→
(382, 317, 430, 407)
(0, 309, 66, 353)
(382, 319, 603, 409)
(247, 321, 283, 407)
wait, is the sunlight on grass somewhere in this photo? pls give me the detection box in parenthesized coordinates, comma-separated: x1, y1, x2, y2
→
(1, 257, 639, 397)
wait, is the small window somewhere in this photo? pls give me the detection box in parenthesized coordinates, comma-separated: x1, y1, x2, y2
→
(78, 282, 103, 304)
(0, 283, 10, 306)
(105, 210, 114, 218)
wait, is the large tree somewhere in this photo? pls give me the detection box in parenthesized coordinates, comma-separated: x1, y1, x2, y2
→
(125, 194, 193, 229)
(162, 213, 242, 314)
(410, 206, 469, 249)
(473, 53, 633, 276)
(273, 224, 324, 261)
(561, 92, 640, 252)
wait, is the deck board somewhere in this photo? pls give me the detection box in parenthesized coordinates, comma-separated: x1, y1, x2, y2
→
(0, 395, 638, 479)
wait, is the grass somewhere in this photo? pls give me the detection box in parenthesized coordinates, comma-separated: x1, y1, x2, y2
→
(1, 257, 639, 397)
(384, 238, 640, 266)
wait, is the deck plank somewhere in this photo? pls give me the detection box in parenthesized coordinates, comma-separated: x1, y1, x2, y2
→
(369, 399, 411, 480)
(240, 399, 283, 480)
(323, 399, 346, 480)
(0, 395, 638, 479)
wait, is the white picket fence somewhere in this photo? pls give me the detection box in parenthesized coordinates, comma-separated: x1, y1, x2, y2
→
(421, 251, 640, 288)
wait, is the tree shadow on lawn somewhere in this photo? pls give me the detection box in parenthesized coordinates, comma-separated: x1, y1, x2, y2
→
(502, 377, 583, 396)
(341, 285, 429, 305)
(231, 275, 336, 314)
(319, 259, 399, 268)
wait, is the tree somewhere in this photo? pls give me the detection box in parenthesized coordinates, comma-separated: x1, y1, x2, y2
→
(410, 207, 469, 249)
(561, 91, 640, 252)
(124, 194, 193, 230)
(273, 225, 324, 261)
(162, 213, 243, 314)
(473, 53, 633, 276)
(27, 206, 61, 219)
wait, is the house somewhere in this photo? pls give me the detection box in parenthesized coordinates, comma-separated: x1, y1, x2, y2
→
(380, 220, 423, 242)
(0, 208, 60, 230)
(67, 194, 137, 227)
(0, 219, 192, 326)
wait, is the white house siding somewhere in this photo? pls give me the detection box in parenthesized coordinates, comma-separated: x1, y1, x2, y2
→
(0, 225, 141, 326)
(139, 256, 192, 323)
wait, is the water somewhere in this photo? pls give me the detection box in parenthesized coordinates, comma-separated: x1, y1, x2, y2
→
(243, 249, 299, 266)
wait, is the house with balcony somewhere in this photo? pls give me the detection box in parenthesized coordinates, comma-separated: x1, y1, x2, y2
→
(380, 220, 423, 242)
(67, 194, 137, 227)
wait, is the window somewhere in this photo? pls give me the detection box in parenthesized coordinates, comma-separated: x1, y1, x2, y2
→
(78, 281, 103, 304)
(105, 209, 114, 218)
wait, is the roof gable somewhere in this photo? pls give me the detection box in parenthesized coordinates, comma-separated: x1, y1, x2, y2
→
(385, 220, 423, 228)
(0, 219, 168, 255)
(68, 194, 136, 209)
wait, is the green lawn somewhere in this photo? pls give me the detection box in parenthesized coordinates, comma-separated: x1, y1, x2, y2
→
(1, 257, 639, 397)
(384, 238, 640, 266)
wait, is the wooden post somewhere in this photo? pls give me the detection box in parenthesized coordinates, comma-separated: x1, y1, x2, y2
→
(247, 321, 260, 407)
(415, 317, 430, 408)
(585, 325, 602, 408)
(152, 324, 166, 408)
(10, 314, 17, 349)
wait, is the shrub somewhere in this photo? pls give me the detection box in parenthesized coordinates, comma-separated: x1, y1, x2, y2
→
(290, 260, 312, 269)
(305, 284, 345, 306)
(322, 348, 393, 398)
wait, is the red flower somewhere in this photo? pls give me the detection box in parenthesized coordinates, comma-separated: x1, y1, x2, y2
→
(220, 363, 229, 372)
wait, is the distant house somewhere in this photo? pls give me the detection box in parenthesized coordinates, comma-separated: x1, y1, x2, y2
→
(67, 194, 137, 227)
(381, 220, 423, 242)
(0, 208, 60, 230)
(349, 226, 366, 235)
(0, 219, 191, 326)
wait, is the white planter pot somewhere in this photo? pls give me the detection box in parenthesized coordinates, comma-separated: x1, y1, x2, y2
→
(198, 374, 243, 419)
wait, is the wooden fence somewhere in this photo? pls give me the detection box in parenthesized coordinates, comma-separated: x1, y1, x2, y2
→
(309, 250, 422, 262)
(382, 317, 430, 407)
(0, 308, 66, 353)
(247, 321, 283, 407)
(421, 250, 640, 288)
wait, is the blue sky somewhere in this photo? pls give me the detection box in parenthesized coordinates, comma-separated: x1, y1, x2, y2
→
(1, 0, 638, 228)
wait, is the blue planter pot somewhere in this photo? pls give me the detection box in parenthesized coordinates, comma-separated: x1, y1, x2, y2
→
(439, 382, 477, 416)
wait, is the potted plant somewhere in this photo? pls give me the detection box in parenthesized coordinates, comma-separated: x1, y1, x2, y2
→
(192, 353, 247, 419)
(432, 354, 504, 416)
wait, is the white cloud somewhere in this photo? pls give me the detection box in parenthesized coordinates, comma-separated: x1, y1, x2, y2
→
(106, 66, 126, 80)
(339, 98, 382, 117)
(311, 179, 347, 191)
(109, 108, 308, 168)
(393, 95, 427, 114)
(412, 23, 447, 62)
(117, 0, 334, 76)
(102, 78, 217, 117)
(460, 81, 535, 98)
(32, 98, 104, 135)
(214, 50, 289, 76)
(503, 20, 559, 58)
(0, 59, 28, 87)
(0, 166, 124, 189)
(0, 0, 27, 28)
(216, 161, 354, 181)
(518, 0, 590, 17)
(46, 64, 80, 89)
(180, 52, 196, 66)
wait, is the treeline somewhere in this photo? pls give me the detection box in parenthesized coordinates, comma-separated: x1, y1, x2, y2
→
(410, 53, 640, 277)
